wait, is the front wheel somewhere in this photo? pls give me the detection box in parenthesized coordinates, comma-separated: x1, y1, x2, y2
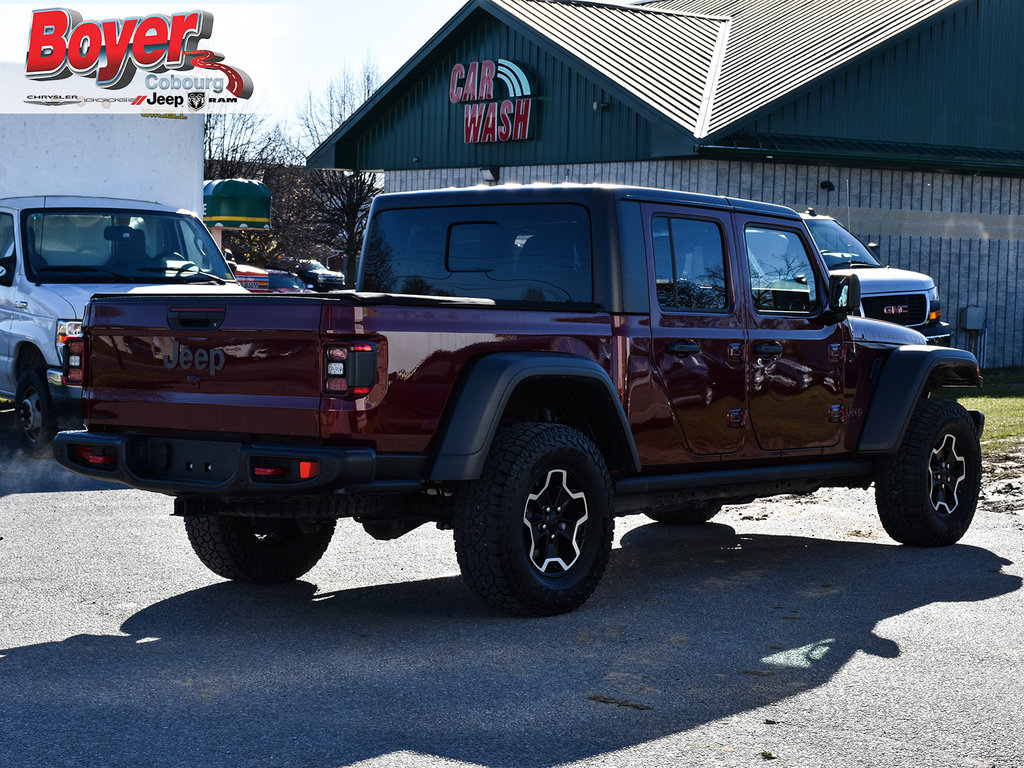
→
(183, 514, 336, 583)
(453, 423, 614, 616)
(875, 399, 982, 546)
(15, 367, 57, 454)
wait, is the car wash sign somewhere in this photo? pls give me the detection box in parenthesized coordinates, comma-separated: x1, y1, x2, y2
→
(449, 59, 533, 144)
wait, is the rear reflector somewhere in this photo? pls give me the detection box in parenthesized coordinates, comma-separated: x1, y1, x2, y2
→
(75, 445, 116, 467)
(253, 466, 287, 477)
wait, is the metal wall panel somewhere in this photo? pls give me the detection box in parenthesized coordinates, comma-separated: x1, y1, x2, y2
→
(742, 0, 1024, 151)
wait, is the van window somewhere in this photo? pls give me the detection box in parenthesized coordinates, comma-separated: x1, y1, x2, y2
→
(651, 215, 728, 312)
(362, 204, 592, 305)
(22, 209, 233, 284)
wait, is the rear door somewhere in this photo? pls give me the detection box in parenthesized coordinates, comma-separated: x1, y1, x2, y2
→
(736, 215, 847, 451)
(643, 203, 748, 458)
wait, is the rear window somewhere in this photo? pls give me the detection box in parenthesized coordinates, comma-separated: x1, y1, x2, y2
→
(360, 204, 592, 305)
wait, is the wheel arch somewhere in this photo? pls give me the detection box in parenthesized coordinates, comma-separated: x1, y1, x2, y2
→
(859, 345, 982, 454)
(14, 341, 46, 378)
(429, 351, 641, 481)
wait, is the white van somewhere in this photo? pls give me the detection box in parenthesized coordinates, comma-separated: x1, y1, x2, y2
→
(0, 196, 246, 452)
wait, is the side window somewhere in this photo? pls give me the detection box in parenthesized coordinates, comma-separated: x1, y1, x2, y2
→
(652, 215, 728, 312)
(0, 213, 13, 260)
(744, 226, 820, 314)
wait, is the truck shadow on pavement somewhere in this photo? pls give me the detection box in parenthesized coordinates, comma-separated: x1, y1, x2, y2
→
(0, 523, 1019, 768)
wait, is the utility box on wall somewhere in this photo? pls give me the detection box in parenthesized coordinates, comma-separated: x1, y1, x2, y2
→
(960, 305, 986, 331)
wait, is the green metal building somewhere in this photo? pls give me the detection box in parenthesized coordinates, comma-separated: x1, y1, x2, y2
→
(310, 0, 1024, 366)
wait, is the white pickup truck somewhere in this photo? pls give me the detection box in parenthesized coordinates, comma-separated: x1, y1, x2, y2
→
(0, 196, 246, 452)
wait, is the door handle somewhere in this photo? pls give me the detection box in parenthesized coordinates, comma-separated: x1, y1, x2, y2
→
(15, 300, 28, 309)
(753, 342, 784, 356)
(666, 340, 701, 357)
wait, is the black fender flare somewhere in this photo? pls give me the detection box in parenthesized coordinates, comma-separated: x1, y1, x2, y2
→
(429, 351, 641, 481)
(858, 345, 982, 453)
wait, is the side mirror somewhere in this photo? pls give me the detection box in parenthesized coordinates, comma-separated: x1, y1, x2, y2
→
(824, 273, 861, 323)
(0, 254, 14, 287)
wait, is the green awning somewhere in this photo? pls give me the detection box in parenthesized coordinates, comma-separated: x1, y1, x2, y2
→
(203, 179, 271, 229)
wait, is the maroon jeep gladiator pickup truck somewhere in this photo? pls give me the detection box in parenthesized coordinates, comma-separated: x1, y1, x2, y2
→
(55, 185, 984, 616)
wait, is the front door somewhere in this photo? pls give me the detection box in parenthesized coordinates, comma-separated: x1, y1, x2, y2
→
(737, 216, 847, 452)
(0, 212, 16, 393)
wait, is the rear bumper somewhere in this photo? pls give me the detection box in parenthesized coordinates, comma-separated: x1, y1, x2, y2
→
(53, 431, 379, 497)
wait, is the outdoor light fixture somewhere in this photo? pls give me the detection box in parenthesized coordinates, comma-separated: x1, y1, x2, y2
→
(480, 166, 500, 183)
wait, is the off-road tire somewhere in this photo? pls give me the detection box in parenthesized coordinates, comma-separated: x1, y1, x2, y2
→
(183, 514, 336, 583)
(453, 422, 614, 616)
(875, 399, 981, 546)
(15, 367, 57, 454)
(645, 503, 722, 525)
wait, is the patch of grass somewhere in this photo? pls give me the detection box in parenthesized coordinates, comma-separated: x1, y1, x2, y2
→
(942, 367, 1024, 448)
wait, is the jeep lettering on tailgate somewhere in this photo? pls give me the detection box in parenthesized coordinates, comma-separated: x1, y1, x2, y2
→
(162, 341, 226, 376)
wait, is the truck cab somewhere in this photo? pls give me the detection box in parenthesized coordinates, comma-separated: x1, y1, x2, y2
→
(801, 210, 951, 345)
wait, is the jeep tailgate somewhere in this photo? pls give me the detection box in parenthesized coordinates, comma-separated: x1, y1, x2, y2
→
(84, 295, 328, 438)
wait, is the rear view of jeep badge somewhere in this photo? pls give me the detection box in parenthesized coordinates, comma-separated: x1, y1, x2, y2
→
(56, 185, 984, 616)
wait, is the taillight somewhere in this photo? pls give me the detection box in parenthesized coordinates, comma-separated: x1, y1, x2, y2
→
(324, 341, 377, 397)
(63, 336, 85, 386)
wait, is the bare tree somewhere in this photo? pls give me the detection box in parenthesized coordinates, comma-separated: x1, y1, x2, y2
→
(203, 57, 383, 280)
(295, 55, 381, 155)
(294, 56, 384, 284)
(203, 112, 299, 181)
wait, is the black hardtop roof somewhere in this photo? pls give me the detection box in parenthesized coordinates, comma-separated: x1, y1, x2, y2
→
(371, 183, 800, 220)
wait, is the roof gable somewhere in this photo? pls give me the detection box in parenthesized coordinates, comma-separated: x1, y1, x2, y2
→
(641, 0, 966, 137)
(489, 0, 728, 134)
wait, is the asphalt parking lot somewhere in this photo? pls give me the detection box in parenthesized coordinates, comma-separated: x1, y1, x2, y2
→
(1, 412, 1023, 768)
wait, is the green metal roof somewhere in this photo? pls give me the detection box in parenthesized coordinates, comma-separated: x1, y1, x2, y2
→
(641, 0, 966, 138)
(488, 0, 728, 135)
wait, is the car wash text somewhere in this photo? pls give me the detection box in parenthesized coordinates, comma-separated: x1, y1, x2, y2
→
(449, 59, 534, 144)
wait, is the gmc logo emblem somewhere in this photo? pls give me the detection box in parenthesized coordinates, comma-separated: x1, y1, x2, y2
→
(884, 305, 910, 315)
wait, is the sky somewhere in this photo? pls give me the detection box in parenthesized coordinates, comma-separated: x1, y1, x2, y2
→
(0, 1, 468, 125)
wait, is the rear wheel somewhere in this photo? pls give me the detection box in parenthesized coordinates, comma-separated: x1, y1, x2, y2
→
(15, 367, 57, 455)
(184, 514, 335, 583)
(453, 423, 614, 616)
(875, 399, 981, 546)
